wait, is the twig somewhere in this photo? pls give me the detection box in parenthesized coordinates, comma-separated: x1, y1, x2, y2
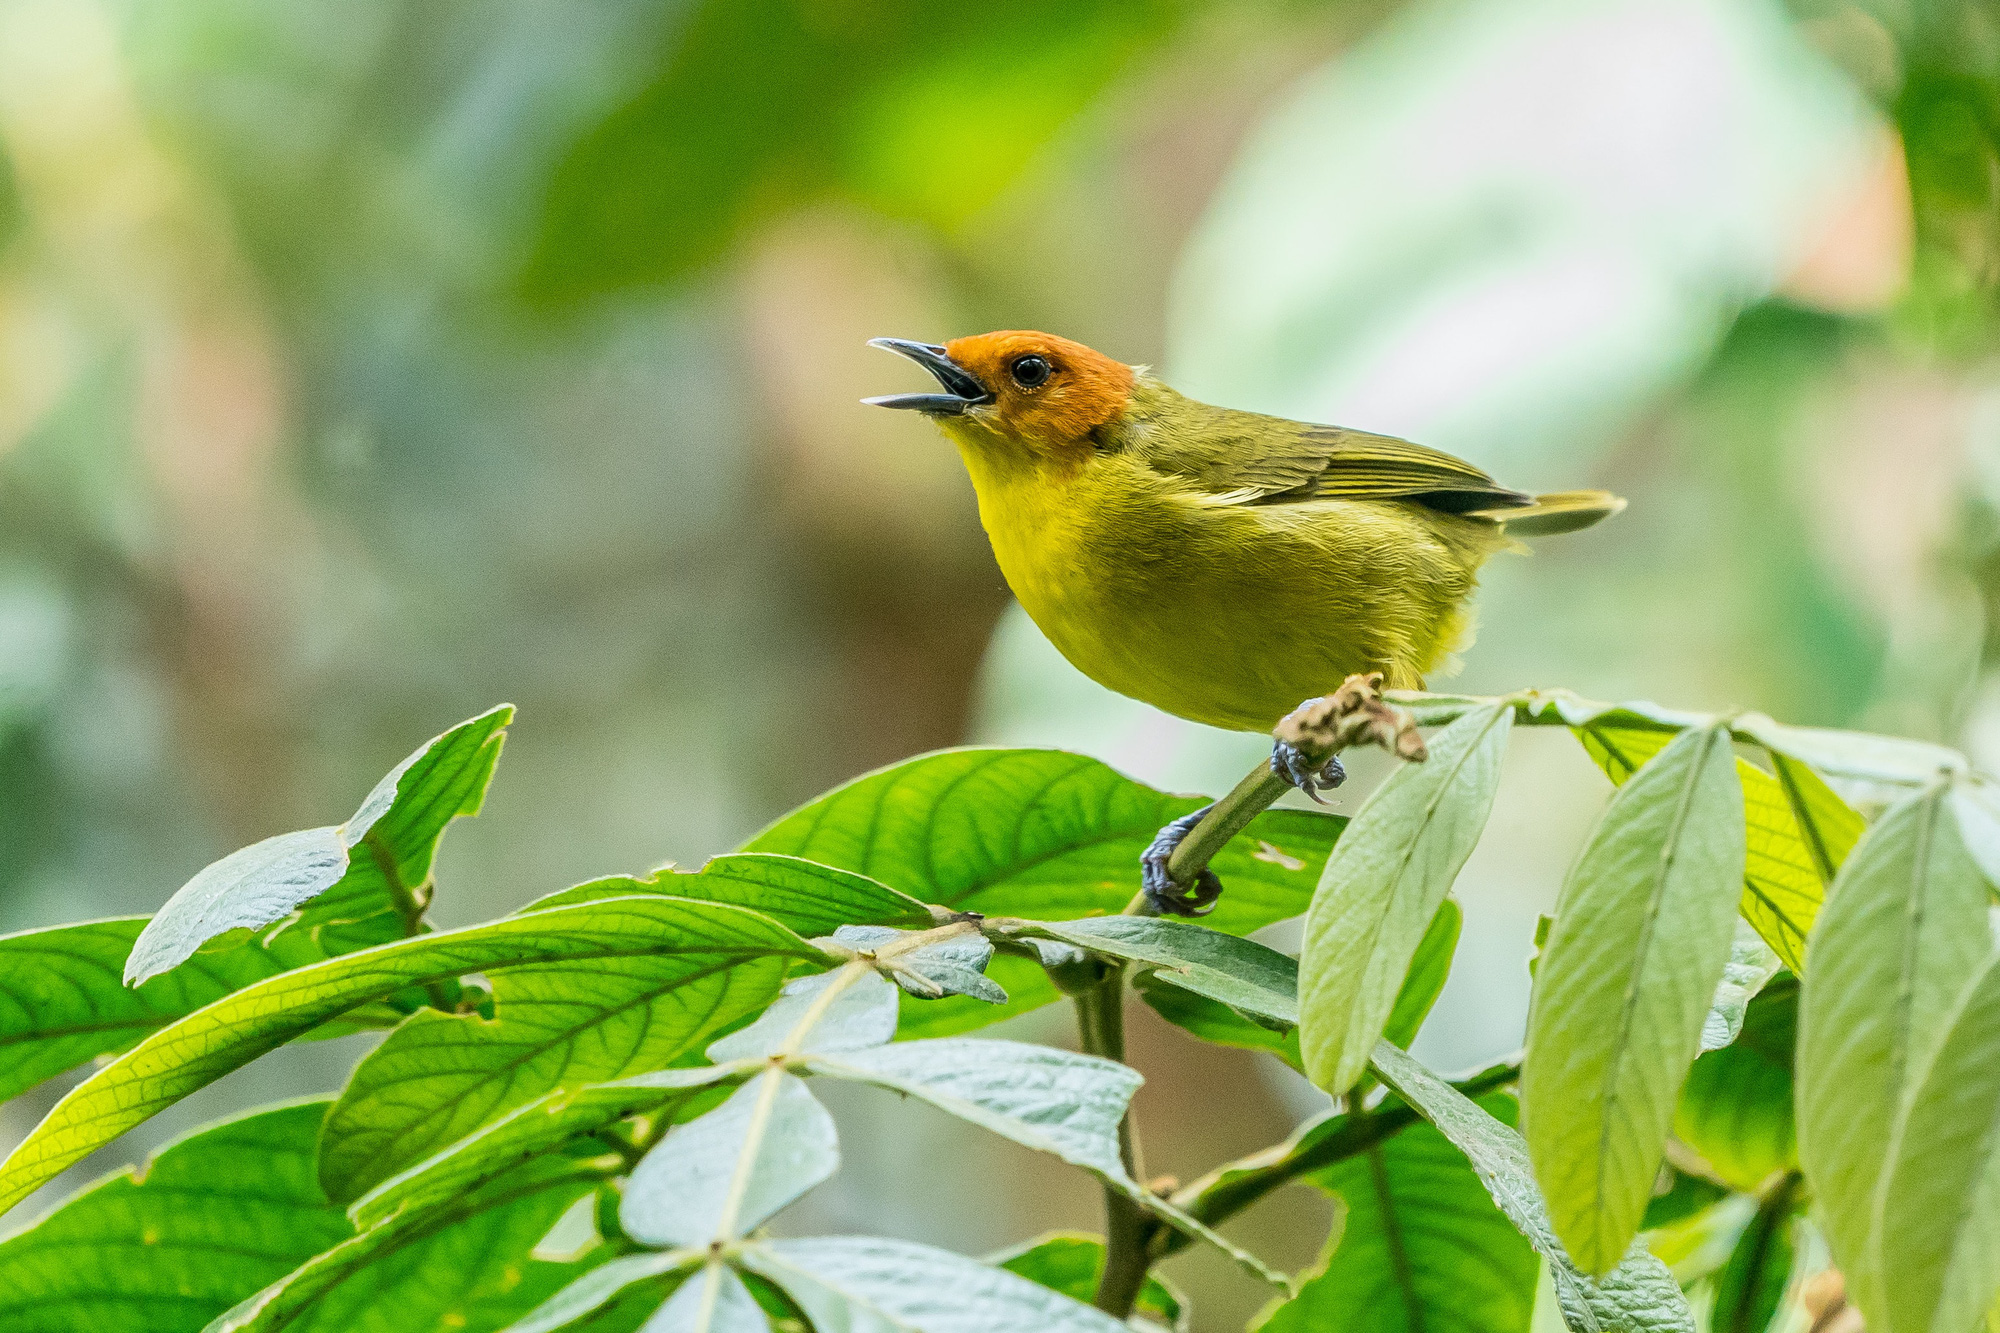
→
(1126, 674, 1427, 915)
(1152, 1059, 1520, 1261)
(1074, 970, 1157, 1318)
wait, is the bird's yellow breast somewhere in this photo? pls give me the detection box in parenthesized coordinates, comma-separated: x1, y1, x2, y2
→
(948, 429, 1501, 732)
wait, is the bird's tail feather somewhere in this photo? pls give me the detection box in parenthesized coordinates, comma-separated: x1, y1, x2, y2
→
(1475, 489, 1625, 536)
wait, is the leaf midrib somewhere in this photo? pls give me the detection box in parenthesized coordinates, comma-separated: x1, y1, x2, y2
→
(1590, 725, 1725, 1253)
(1326, 706, 1506, 1057)
(324, 952, 773, 1192)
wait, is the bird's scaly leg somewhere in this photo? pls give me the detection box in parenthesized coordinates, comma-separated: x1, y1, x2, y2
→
(1270, 722, 1348, 803)
(1140, 807, 1225, 917)
(1137, 737, 1340, 916)
(1137, 674, 1425, 917)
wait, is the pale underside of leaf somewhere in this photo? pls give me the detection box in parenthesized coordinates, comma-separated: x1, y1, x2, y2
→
(802, 1036, 1287, 1291)
(126, 705, 513, 986)
(1525, 723, 1745, 1276)
(502, 1250, 699, 1333)
(1300, 703, 1513, 1095)
(1796, 784, 1993, 1322)
(1879, 950, 2000, 1333)
(1371, 1043, 1696, 1333)
(739, 1235, 1131, 1333)
(621, 1073, 840, 1248)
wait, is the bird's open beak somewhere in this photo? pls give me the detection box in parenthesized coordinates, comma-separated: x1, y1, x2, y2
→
(862, 338, 994, 415)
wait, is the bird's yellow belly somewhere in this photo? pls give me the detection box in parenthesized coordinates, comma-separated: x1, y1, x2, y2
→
(974, 468, 1488, 732)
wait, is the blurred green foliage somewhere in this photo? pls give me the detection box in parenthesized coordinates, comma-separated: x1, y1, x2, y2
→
(3, 0, 2000, 1323)
(526, 0, 1184, 299)
(1874, 0, 2000, 351)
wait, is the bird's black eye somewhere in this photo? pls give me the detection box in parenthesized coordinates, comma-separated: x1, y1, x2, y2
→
(1009, 355, 1052, 389)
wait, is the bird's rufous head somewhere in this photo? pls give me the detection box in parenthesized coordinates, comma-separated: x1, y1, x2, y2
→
(864, 331, 1134, 445)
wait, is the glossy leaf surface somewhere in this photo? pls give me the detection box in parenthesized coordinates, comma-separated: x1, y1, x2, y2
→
(0, 1102, 348, 1333)
(0, 897, 815, 1220)
(744, 748, 1341, 1036)
(1261, 1092, 1538, 1333)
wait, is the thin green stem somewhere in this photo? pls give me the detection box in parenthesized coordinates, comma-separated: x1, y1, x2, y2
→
(1075, 970, 1154, 1319)
(1153, 1060, 1520, 1260)
(361, 827, 430, 934)
(359, 827, 455, 1011)
(1124, 764, 1291, 916)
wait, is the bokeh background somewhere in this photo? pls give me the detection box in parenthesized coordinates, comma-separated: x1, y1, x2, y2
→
(2, 0, 1996, 1326)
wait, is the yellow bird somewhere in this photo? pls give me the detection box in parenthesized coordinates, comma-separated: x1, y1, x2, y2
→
(867, 330, 1622, 908)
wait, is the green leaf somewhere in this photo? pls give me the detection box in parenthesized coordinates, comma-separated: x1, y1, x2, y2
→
(1017, 917, 1298, 1027)
(126, 706, 512, 985)
(803, 1034, 1284, 1290)
(1575, 716, 1859, 975)
(1766, 751, 1863, 887)
(1384, 898, 1461, 1050)
(1797, 783, 1992, 1321)
(0, 918, 297, 1103)
(505, 1251, 697, 1333)
(0, 897, 818, 1222)
(1369, 1043, 1696, 1333)
(743, 748, 1342, 1036)
(1134, 978, 1303, 1071)
(0, 1102, 350, 1333)
(641, 1263, 770, 1333)
(353, 1066, 743, 1231)
(214, 1161, 599, 1333)
(709, 968, 901, 1060)
(1703, 921, 1783, 1052)
(622, 1075, 839, 1247)
(990, 1233, 1184, 1330)
(1677, 976, 1797, 1192)
(1732, 715, 1969, 788)
(317, 902, 802, 1202)
(825, 925, 1007, 1003)
(1639, 1170, 1730, 1231)
(1524, 723, 1745, 1275)
(1879, 950, 2000, 1333)
(1710, 1175, 1801, 1333)
(1259, 1092, 1538, 1333)
(738, 1236, 1130, 1333)
(803, 1038, 1138, 1181)
(1300, 704, 1512, 1096)
(1133, 899, 1456, 1067)
(521, 853, 934, 939)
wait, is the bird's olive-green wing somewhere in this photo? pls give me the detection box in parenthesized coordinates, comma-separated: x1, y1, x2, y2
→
(1129, 399, 1532, 513)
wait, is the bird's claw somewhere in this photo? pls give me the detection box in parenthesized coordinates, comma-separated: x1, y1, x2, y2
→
(1271, 740, 1347, 803)
(1140, 805, 1223, 917)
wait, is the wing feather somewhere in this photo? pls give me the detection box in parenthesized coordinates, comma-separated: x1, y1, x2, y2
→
(1127, 395, 1532, 514)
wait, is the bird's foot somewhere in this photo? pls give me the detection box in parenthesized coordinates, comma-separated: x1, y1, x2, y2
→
(1271, 737, 1347, 804)
(1140, 805, 1223, 917)
(1270, 675, 1428, 801)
